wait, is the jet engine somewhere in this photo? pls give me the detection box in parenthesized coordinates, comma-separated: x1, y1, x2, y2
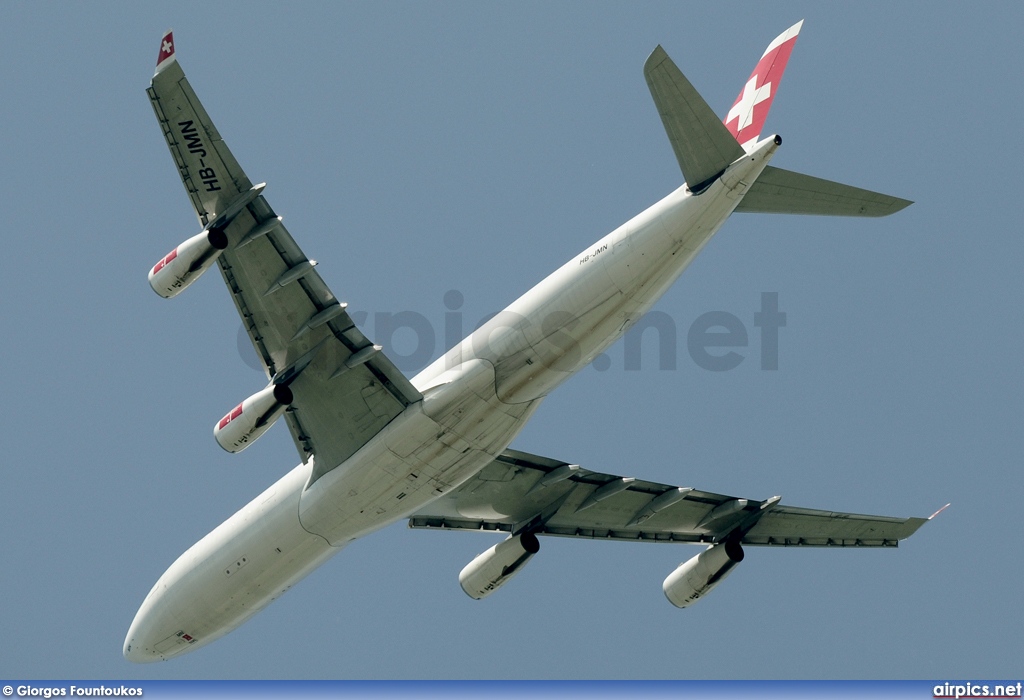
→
(148, 228, 229, 298)
(213, 383, 293, 453)
(459, 532, 540, 600)
(662, 540, 744, 608)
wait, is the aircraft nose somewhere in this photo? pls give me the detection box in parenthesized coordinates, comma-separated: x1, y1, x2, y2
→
(124, 593, 169, 663)
(123, 634, 162, 664)
(124, 583, 207, 663)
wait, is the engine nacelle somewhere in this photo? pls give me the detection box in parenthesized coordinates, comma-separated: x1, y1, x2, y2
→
(459, 532, 540, 600)
(213, 384, 293, 453)
(148, 228, 229, 298)
(663, 540, 744, 608)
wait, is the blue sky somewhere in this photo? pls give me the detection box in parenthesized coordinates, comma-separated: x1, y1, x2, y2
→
(0, 1, 1021, 680)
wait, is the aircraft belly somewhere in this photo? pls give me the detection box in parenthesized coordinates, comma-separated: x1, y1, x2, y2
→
(493, 288, 622, 403)
(128, 366, 541, 660)
(298, 365, 540, 546)
(616, 193, 736, 311)
(413, 187, 733, 404)
(491, 187, 740, 404)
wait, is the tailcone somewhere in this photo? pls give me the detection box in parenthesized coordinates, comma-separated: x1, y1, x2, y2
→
(721, 134, 780, 192)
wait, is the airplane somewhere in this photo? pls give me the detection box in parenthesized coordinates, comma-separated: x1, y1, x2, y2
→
(125, 22, 941, 662)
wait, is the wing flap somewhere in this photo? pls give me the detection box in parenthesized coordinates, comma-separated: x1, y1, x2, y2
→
(216, 196, 421, 476)
(410, 448, 927, 548)
(742, 505, 927, 547)
(412, 449, 763, 544)
(148, 35, 420, 478)
(149, 59, 253, 227)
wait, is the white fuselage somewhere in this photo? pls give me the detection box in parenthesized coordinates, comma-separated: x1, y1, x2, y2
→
(123, 139, 778, 662)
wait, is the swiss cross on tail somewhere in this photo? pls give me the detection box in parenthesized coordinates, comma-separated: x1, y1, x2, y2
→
(724, 20, 803, 151)
(155, 29, 175, 73)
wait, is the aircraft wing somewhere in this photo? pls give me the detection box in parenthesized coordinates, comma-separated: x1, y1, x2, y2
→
(409, 448, 929, 547)
(147, 33, 420, 482)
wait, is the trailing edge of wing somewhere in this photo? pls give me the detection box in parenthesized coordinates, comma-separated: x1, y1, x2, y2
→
(148, 35, 421, 480)
(644, 46, 745, 190)
(743, 505, 927, 547)
(737, 165, 913, 217)
(409, 448, 928, 548)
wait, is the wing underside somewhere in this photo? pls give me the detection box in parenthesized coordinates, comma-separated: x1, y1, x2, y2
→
(148, 41, 420, 482)
(409, 448, 928, 547)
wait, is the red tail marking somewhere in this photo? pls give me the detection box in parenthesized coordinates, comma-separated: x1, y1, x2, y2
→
(725, 22, 802, 150)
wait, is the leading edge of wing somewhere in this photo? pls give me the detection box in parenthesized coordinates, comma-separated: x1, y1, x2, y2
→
(408, 449, 931, 548)
(146, 32, 421, 473)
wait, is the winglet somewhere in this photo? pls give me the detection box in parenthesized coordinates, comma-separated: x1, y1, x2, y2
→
(928, 503, 951, 520)
(725, 20, 803, 151)
(155, 29, 176, 74)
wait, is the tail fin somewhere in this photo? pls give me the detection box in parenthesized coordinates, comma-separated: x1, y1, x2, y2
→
(644, 22, 911, 217)
(725, 20, 803, 151)
(723, 21, 912, 217)
(642, 22, 801, 191)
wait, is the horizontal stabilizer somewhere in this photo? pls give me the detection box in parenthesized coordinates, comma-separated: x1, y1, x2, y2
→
(736, 166, 912, 217)
(644, 46, 745, 191)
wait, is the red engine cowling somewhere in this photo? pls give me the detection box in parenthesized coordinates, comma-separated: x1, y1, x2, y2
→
(148, 228, 229, 298)
(662, 540, 744, 608)
(213, 384, 293, 453)
(459, 532, 540, 600)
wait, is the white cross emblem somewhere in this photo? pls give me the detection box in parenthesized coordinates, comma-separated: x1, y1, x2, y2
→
(727, 75, 771, 131)
(162, 40, 173, 55)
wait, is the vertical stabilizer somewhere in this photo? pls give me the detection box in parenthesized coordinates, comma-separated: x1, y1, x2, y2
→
(725, 20, 802, 151)
(644, 22, 909, 218)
